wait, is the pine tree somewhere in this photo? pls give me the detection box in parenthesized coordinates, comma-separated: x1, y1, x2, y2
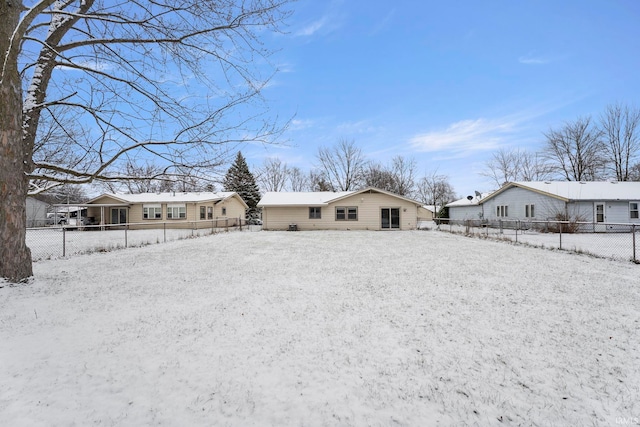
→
(223, 152, 261, 220)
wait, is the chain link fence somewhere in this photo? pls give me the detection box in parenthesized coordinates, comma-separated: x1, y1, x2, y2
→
(26, 218, 256, 261)
(434, 219, 639, 263)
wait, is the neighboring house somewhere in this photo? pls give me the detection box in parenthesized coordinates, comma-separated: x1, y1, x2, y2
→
(482, 181, 640, 224)
(418, 205, 440, 221)
(257, 187, 423, 231)
(465, 181, 640, 231)
(446, 194, 488, 222)
(84, 192, 248, 228)
(26, 196, 49, 227)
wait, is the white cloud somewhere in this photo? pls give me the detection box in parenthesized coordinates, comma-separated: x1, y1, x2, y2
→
(518, 54, 551, 65)
(290, 118, 315, 130)
(57, 59, 113, 72)
(336, 119, 383, 134)
(295, 17, 328, 37)
(277, 62, 295, 73)
(294, 2, 347, 38)
(369, 9, 395, 36)
(409, 118, 516, 156)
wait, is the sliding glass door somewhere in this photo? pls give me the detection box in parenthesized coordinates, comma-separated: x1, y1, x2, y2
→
(381, 208, 400, 229)
(111, 208, 127, 225)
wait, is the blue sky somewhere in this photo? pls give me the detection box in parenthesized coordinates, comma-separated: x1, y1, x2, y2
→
(240, 0, 640, 198)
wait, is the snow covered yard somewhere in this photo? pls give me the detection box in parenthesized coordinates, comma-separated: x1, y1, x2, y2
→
(1, 230, 639, 426)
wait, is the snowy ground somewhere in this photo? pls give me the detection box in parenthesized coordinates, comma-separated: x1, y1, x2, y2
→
(435, 223, 639, 262)
(26, 224, 258, 261)
(1, 230, 639, 426)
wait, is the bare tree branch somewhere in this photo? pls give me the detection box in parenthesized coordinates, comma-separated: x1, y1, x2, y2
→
(599, 102, 640, 181)
(1, 0, 292, 281)
(542, 116, 606, 181)
(315, 139, 366, 191)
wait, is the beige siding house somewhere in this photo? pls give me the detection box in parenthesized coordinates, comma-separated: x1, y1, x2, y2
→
(418, 205, 439, 221)
(258, 187, 422, 231)
(85, 192, 248, 229)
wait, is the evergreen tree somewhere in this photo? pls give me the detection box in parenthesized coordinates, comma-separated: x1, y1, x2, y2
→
(223, 152, 261, 220)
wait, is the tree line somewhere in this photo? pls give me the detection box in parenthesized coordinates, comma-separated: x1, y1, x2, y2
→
(482, 102, 640, 188)
(252, 139, 457, 207)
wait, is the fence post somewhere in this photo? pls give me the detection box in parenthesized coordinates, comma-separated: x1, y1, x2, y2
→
(62, 226, 66, 257)
(559, 222, 563, 250)
(163, 222, 167, 243)
(125, 224, 128, 248)
(515, 220, 519, 243)
(633, 224, 637, 263)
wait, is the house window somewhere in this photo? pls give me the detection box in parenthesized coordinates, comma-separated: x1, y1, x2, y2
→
(497, 205, 508, 217)
(167, 204, 186, 219)
(336, 206, 357, 221)
(309, 207, 321, 219)
(221, 207, 227, 216)
(200, 206, 206, 220)
(143, 204, 162, 220)
(631, 202, 639, 219)
(207, 206, 213, 219)
(525, 204, 535, 218)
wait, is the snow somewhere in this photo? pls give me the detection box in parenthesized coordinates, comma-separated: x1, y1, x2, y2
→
(437, 223, 639, 262)
(88, 192, 239, 204)
(258, 191, 353, 206)
(491, 181, 640, 201)
(1, 230, 639, 425)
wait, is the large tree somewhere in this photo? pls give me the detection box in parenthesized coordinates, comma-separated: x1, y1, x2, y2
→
(416, 172, 457, 211)
(389, 156, 417, 197)
(1, 0, 290, 282)
(363, 156, 417, 196)
(481, 147, 553, 188)
(256, 157, 289, 192)
(288, 167, 309, 191)
(542, 116, 606, 181)
(223, 152, 261, 220)
(599, 102, 640, 181)
(315, 139, 367, 191)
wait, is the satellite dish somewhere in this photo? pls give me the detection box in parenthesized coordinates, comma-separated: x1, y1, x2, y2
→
(467, 195, 473, 201)
(475, 190, 481, 198)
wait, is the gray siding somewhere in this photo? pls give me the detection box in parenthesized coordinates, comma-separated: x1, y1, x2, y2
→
(483, 187, 567, 221)
(592, 200, 640, 224)
(448, 205, 483, 221)
(480, 186, 640, 226)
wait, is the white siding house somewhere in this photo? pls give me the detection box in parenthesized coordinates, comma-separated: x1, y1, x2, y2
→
(478, 181, 640, 230)
(446, 194, 489, 222)
(26, 197, 49, 227)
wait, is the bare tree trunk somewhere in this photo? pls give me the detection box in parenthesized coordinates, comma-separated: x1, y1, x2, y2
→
(1, 4, 33, 282)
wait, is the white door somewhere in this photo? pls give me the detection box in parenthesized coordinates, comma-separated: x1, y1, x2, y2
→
(594, 203, 606, 232)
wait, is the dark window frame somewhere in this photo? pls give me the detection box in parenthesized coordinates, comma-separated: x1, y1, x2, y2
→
(309, 207, 322, 219)
(336, 206, 358, 221)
